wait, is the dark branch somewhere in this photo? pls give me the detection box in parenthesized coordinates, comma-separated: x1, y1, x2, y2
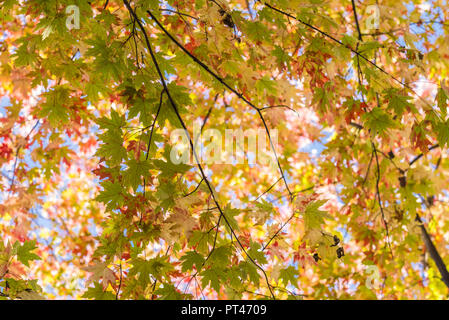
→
(408, 144, 440, 167)
(372, 142, 393, 257)
(145, 9, 293, 199)
(259, 1, 432, 107)
(351, 0, 363, 41)
(416, 214, 449, 289)
(123, 0, 275, 299)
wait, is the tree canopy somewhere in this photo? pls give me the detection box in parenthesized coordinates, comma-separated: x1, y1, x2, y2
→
(1, 0, 449, 300)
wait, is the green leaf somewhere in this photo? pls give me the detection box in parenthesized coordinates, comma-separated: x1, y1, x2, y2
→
(154, 284, 184, 300)
(387, 91, 415, 117)
(359, 41, 382, 53)
(209, 245, 232, 267)
(362, 107, 397, 135)
(129, 256, 174, 285)
(247, 242, 268, 265)
(272, 45, 291, 70)
(303, 200, 331, 229)
(95, 181, 123, 210)
(222, 205, 240, 232)
(189, 231, 214, 255)
(180, 251, 205, 272)
(239, 261, 260, 286)
(245, 21, 271, 42)
(96, 109, 126, 130)
(14, 240, 40, 267)
(37, 87, 71, 127)
(82, 282, 116, 300)
(153, 159, 192, 177)
(96, 129, 127, 165)
(436, 87, 448, 117)
(128, 258, 154, 287)
(437, 121, 449, 148)
(279, 266, 298, 288)
(256, 75, 278, 96)
(123, 159, 152, 191)
(201, 269, 222, 292)
(12, 39, 39, 67)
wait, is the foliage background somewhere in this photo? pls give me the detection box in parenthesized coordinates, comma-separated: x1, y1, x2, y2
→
(1, 0, 449, 299)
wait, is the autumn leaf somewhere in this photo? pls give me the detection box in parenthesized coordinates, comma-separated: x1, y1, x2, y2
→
(83, 262, 116, 290)
(14, 241, 40, 268)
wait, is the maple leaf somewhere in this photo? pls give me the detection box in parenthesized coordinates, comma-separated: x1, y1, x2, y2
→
(123, 159, 152, 191)
(436, 121, 449, 148)
(362, 107, 397, 136)
(82, 282, 116, 300)
(96, 129, 127, 165)
(411, 122, 431, 153)
(386, 90, 416, 117)
(180, 251, 205, 272)
(247, 242, 268, 265)
(303, 200, 332, 229)
(201, 269, 222, 292)
(83, 262, 116, 290)
(154, 284, 185, 300)
(239, 261, 260, 286)
(0, 241, 12, 277)
(14, 240, 40, 268)
(208, 245, 232, 267)
(294, 242, 316, 268)
(250, 200, 274, 226)
(129, 256, 174, 285)
(17, 290, 45, 300)
(304, 229, 324, 247)
(96, 181, 124, 210)
(436, 87, 448, 117)
(279, 266, 299, 288)
(96, 109, 126, 130)
(162, 209, 197, 242)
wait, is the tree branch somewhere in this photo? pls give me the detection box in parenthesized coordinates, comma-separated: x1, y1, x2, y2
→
(145, 9, 293, 199)
(416, 214, 449, 289)
(123, 0, 275, 299)
(259, 1, 433, 108)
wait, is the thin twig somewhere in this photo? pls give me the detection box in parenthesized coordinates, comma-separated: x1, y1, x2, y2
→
(116, 261, 122, 300)
(254, 177, 282, 202)
(259, 1, 435, 109)
(372, 142, 393, 257)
